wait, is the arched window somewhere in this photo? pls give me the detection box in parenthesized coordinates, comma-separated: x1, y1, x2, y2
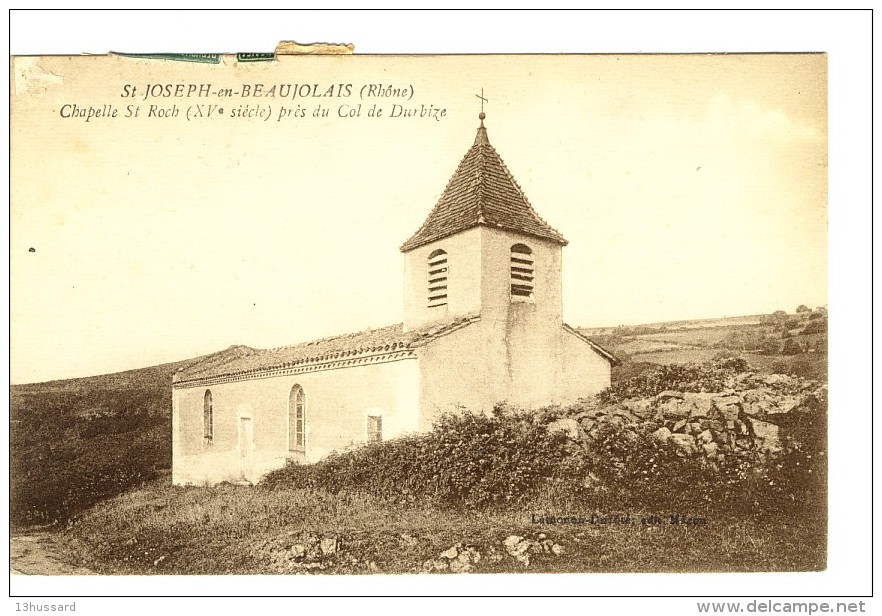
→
(203, 390, 213, 445)
(427, 249, 448, 307)
(510, 244, 534, 299)
(289, 385, 306, 452)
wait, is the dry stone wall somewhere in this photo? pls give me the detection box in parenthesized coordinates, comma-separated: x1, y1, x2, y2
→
(548, 372, 825, 461)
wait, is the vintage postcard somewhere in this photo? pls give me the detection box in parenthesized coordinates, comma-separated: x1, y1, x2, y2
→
(10, 41, 843, 600)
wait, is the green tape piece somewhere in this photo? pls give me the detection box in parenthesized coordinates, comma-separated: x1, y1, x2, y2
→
(237, 53, 275, 62)
(113, 52, 221, 64)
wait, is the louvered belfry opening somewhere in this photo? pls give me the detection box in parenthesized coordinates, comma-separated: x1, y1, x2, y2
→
(427, 249, 449, 307)
(510, 243, 535, 299)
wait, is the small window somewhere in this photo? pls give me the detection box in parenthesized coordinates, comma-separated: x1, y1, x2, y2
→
(367, 415, 383, 443)
(203, 390, 213, 445)
(427, 249, 448, 307)
(289, 385, 306, 451)
(510, 244, 534, 299)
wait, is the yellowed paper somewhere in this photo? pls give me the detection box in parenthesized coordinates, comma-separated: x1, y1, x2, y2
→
(11, 51, 830, 590)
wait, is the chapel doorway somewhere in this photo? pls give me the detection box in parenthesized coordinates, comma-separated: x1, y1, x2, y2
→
(238, 416, 254, 481)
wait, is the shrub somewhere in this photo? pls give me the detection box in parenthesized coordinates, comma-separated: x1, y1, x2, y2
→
(599, 358, 749, 403)
(801, 320, 827, 335)
(610, 361, 657, 384)
(769, 357, 824, 379)
(720, 329, 775, 352)
(262, 360, 826, 520)
(262, 408, 569, 509)
(544, 419, 773, 515)
(780, 338, 803, 355)
(763, 388, 827, 514)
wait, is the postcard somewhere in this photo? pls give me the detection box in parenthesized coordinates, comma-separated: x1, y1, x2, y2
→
(9, 37, 848, 603)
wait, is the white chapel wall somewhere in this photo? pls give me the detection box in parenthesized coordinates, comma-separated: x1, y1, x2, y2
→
(415, 320, 501, 431)
(172, 358, 420, 485)
(555, 329, 613, 403)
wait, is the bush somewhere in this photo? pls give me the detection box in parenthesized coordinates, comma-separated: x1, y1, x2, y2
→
(781, 338, 803, 355)
(761, 310, 790, 325)
(599, 357, 750, 403)
(719, 328, 777, 352)
(768, 357, 825, 379)
(801, 320, 827, 335)
(764, 388, 827, 513)
(262, 407, 569, 509)
(543, 420, 773, 516)
(610, 361, 657, 384)
(262, 359, 826, 520)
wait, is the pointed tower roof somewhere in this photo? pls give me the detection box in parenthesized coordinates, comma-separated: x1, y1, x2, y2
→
(400, 115, 567, 252)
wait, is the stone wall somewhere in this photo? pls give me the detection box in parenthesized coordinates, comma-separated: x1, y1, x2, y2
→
(548, 372, 825, 461)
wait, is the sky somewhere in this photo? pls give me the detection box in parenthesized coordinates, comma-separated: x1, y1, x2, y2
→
(9, 13, 833, 387)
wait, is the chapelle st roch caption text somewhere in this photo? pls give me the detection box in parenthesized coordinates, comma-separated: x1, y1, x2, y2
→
(57, 82, 448, 123)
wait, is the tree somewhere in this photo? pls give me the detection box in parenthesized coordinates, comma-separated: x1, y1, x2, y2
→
(762, 310, 789, 325)
(802, 319, 827, 335)
(760, 337, 781, 355)
(781, 338, 803, 355)
(796, 305, 811, 314)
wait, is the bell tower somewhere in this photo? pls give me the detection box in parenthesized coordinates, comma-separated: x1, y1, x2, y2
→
(401, 113, 567, 332)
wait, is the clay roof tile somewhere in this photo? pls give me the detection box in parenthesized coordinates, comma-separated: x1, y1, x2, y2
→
(400, 120, 566, 252)
(175, 315, 480, 384)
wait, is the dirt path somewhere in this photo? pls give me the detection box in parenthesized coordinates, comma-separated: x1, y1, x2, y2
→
(10, 532, 96, 575)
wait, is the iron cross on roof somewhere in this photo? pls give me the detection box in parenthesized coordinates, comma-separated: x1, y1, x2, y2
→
(476, 88, 488, 124)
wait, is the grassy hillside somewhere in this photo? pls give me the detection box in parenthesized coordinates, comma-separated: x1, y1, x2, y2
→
(9, 347, 250, 527)
(583, 308, 827, 382)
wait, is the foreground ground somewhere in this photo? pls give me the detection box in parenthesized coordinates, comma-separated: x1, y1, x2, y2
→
(11, 531, 96, 576)
(51, 476, 824, 575)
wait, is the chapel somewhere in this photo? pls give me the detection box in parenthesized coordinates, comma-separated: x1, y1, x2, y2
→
(172, 114, 617, 485)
